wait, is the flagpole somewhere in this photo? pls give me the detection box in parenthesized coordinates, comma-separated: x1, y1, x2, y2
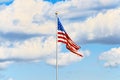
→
(55, 12, 58, 80)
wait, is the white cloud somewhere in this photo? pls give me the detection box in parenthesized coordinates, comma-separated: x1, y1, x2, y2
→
(0, 0, 54, 34)
(99, 47, 120, 67)
(7, 77, 14, 80)
(0, 0, 120, 41)
(65, 8, 120, 44)
(48, 0, 120, 20)
(70, 0, 120, 8)
(46, 50, 90, 66)
(99, 0, 120, 6)
(0, 36, 90, 68)
(0, 61, 13, 69)
(0, 36, 56, 60)
(0, 0, 120, 35)
(0, 36, 56, 69)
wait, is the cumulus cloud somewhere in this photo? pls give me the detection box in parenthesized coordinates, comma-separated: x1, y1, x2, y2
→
(0, 0, 55, 35)
(48, 0, 120, 21)
(0, 36, 56, 61)
(7, 77, 14, 80)
(46, 50, 90, 66)
(0, 36, 56, 68)
(99, 0, 120, 6)
(99, 47, 120, 67)
(0, 36, 90, 68)
(0, 0, 120, 35)
(65, 8, 120, 44)
(0, 61, 12, 69)
(0, 0, 120, 39)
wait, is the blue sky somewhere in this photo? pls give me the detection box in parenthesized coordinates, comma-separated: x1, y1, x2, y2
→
(0, 0, 120, 80)
(0, 0, 14, 5)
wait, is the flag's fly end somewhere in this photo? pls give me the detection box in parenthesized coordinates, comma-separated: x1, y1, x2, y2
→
(55, 12, 58, 16)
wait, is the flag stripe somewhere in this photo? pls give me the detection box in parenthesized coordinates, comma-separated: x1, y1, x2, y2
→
(58, 40, 67, 44)
(58, 31, 65, 34)
(66, 43, 83, 57)
(58, 36, 66, 40)
(67, 39, 80, 50)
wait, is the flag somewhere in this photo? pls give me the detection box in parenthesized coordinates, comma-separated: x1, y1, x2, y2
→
(57, 18, 83, 57)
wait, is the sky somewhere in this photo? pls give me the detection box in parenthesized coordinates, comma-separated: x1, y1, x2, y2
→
(0, 0, 120, 80)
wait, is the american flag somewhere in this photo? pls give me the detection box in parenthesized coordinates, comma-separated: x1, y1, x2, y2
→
(57, 18, 83, 57)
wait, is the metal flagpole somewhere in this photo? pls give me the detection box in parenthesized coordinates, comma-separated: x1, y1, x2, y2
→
(55, 12, 58, 80)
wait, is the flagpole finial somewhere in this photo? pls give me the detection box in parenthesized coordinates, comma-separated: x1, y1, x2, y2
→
(55, 12, 58, 16)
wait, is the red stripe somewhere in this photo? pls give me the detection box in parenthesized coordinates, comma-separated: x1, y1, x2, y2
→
(67, 39, 80, 50)
(64, 33, 80, 50)
(58, 40, 67, 44)
(72, 52, 83, 57)
(58, 31, 65, 35)
(66, 43, 83, 57)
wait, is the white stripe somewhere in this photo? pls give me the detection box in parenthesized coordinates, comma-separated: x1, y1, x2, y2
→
(57, 30, 65, 34)
(58, 38, 67, 43)
(58, 30, 67, 42)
